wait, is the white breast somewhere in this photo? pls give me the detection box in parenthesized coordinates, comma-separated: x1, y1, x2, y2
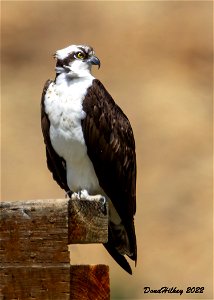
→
(44, 76, 100, 193)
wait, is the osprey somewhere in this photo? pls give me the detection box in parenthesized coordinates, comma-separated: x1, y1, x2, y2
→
(41, 44, 137, 274)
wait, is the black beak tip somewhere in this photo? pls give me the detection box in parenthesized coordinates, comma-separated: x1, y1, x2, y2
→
(90, 56, 101, 69)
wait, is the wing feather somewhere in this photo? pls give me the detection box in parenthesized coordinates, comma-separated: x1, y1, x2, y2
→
(81, 79, 137, 264)
(41, 80, 70, 193)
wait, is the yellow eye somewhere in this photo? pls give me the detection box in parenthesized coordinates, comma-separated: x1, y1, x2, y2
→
(76, 52, 85, 59)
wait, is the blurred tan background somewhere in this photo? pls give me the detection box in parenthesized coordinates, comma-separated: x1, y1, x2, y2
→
(1, 1, 213, 299)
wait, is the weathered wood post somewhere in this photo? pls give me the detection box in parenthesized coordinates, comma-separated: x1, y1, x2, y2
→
(0, 198, 109, 300)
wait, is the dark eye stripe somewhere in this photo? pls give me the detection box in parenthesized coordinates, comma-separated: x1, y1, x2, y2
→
(56, 53, 75, 67)
(77, 46, 87, 54)
(56, 47, 91, 66)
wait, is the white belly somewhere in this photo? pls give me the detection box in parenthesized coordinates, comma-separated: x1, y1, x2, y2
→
(44, 78, 100, 193)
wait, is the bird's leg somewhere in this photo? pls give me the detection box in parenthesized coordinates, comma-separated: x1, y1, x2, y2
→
(80, 189, 106, 204)
(70, 189, 106, 207)
(70, 190, 107, 214)
(80, 190, 107, 214)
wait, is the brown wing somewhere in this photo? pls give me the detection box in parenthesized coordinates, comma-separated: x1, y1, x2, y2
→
(81, 79, 137, 271)
(41, 80, 70, 193)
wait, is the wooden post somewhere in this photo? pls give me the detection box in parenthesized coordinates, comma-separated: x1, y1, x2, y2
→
(0, 199, 109, 300)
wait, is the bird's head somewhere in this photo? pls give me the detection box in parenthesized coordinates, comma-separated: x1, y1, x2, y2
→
(54, 44, 100, 78)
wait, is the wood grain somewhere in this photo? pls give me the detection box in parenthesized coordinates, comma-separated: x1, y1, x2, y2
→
(0, 266, 70, 300)
(0, 199, 70, 264)
(70, 265, 110, 300)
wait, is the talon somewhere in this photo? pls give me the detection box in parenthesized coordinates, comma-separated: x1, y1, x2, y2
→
(80, 190, 88, 200)
(100, 196, 107, 215)
(100, 196, 106, 205)
(71, 192, 80, 200)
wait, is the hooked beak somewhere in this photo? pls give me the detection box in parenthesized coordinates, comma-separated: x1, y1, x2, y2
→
(87, 55, 101, 69)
